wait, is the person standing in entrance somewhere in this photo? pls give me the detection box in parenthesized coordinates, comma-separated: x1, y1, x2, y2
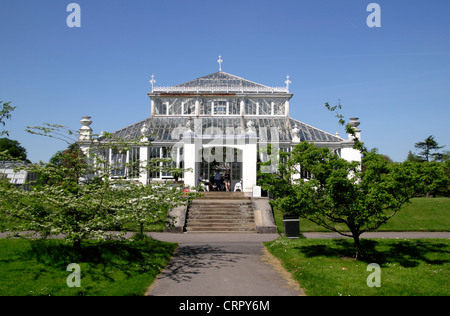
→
(224, 169, 231, 192)
(214, 170, 222, 191)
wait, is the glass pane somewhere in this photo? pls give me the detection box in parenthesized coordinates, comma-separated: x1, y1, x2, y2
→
(154, 99, 167, 115)
(183, 99, 195, 115)
(214, 101, 227, 115)
(259, 99, 272, 115)
(245, 99, 257, 115)
(229, 99, 240, 115)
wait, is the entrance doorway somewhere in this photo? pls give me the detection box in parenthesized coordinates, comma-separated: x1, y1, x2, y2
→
(199, 147, 242, 191)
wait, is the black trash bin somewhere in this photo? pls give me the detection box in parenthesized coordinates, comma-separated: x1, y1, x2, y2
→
(283, 214, 300, 239)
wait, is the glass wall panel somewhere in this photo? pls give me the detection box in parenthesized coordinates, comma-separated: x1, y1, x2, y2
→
(258, 99, 272, 116)
(245, 99, 257, 115)
(228, 99, 240, 115)
(154, 99, 167, 115)
(167, 98, 182, 115)
(111, 149, 126, 177)
(274, 100, 286, 115)
(199, 99, 212, 115)
(214, 101, 227, 115)
(128, 147, 140, 178)
(183, 99, 196, 115)
(148, 147, 160, 179)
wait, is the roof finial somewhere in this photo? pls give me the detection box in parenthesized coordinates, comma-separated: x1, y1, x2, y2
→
(149, 74, 156, 91)
(285, 75, 292, 92)
(217, 55, 223, 72)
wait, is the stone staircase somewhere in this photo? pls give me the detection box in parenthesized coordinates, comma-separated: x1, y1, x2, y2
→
(185, 192, 256, 233)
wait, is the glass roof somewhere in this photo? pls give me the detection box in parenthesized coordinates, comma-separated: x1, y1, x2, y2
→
(111, 116, 342, 144)
(152, 72, 289, 94)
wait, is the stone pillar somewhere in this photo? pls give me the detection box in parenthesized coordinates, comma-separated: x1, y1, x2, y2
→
(341, 117, 362, 164)
(78, 116, 93, 157)
(242, 120, 257, 193)
(139, 123, 149, 185)
(291, 124, 301, 182)
(150, 100, 155, 117)
(182, 119, 200, 189)
(195, 100, 200, 117)
(79, 116, 93, 141)
(348, 117, 361, 141)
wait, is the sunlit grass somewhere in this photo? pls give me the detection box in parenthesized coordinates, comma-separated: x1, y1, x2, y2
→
(265, 238, 450, 296)
(0, 237, 177, 296)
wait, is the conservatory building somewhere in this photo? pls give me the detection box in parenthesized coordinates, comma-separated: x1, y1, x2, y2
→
(78, 68, 361, 193)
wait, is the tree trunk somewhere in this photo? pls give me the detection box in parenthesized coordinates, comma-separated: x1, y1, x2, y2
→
(73, 240, 82, 260)
(140, 223, 144, 236)
(352, 234, 363, 260)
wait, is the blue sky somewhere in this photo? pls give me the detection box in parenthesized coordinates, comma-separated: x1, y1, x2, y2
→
(1, 0, 449, 163)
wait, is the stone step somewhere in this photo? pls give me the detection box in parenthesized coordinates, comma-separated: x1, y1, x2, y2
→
(189, 204, 252, 209)
(186, 221, 255, 227)
(196, 192, 249, 200)
(187, 218, 254, 224)
(189, 204, 253, 211)
(186, 226, 256, 232)
(191, 200, 251, 204)
(188, 207, 253, 213)
(188, 215, 253, 220)
(185, 193, 256, 233)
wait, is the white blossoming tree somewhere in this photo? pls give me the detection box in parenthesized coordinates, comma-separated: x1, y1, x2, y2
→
(0, 124, 197, 251)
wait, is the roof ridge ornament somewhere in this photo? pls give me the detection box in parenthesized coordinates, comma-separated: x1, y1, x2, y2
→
(217, 55, 223, 72)
(285, 75, 292, 92)
(149, 74, 156, 92)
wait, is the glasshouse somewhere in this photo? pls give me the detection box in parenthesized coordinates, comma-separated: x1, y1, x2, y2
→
(78, 62, 361, 193)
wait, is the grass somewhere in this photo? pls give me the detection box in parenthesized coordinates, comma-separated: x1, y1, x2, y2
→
(0, 237, 177, 296)
(265, 238, 450, 296)
(273, 197, 450, 233)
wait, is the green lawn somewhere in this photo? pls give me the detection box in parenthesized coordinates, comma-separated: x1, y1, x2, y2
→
(269, 197, 450, 296)
(0, 238, 177, 296)
(273, 197, 450, 233)
(265, 238, 450, 296)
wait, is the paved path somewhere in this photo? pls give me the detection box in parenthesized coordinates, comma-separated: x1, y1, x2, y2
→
(146, 233, 305, 296)
(145, 231, 449, 296)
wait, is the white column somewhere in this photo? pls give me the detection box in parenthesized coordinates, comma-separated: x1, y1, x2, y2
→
(139, 143, 149, 185)
(342, 118, 362, 164)
(242, 127, 257, 193)
(151, 100, 155, 117)
(195, 100, 200, 117)
(341, 145, 362, 164)
(183, 130, 200, 189)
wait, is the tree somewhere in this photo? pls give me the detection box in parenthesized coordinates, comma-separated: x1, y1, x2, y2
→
(0, 138, 29, 162)
(0, 101, 15, 137)
(259, 103, 448, 259)
(0, 124, 197, 251)
(405, 150, 422, 163)
(259, 142, 446, 259)
(414, 135, 445, 162)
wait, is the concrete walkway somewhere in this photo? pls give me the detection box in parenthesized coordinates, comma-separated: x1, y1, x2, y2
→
(145, 231, 449, 296)
(146, 233, 305, 296)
